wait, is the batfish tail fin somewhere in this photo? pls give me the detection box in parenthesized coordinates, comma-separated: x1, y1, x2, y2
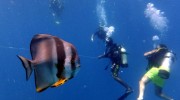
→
(17, 55, 33, 80)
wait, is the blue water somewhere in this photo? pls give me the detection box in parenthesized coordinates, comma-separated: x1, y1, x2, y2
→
(0, 0, 179, 100)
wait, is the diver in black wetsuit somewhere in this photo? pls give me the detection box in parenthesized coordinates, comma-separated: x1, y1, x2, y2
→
(92, 26, 133, 99)
(98, 37, 133, 94)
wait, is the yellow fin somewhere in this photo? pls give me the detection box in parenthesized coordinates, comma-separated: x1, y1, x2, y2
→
(36, 88, 43, 92)
(52, 78, 67, 87)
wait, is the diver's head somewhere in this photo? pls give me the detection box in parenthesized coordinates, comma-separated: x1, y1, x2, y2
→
(156, 44, 168, 49)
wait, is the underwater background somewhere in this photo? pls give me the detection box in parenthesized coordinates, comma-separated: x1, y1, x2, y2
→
(0, 0, 179, 100)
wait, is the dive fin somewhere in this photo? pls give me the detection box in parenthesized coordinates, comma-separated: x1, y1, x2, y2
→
(118, 91, 133, 100)
(17, 55, 33, 80)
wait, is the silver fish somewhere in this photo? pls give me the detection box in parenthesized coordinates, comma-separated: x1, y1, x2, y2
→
(17, 34, 80, 92)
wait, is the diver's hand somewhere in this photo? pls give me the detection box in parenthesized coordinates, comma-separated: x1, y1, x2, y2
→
(98, 55, 104, 59)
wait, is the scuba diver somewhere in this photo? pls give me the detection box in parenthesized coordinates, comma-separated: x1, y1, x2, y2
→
(92, 26, 133, 99)
(98, 37, 133, 95)
(137, 44, 175, 100)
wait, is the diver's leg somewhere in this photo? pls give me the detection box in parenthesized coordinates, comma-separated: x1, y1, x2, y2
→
(111, 64, 132, 93)
(155, 85, 174, 100)
(137, 75, 150, 100)
(113, 76, 133, 93)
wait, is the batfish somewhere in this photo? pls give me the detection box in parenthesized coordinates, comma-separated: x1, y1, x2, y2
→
(17, 34, 80, 92)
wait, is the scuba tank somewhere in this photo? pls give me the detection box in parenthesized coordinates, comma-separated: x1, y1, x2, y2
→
(158, 51, 175, 79)
(119, 46, 128, 67)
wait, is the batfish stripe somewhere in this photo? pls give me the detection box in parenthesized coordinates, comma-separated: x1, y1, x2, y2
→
(53, 37, 65, 78)
(69, 46, 77, 79)
(71, 46, 76, 70)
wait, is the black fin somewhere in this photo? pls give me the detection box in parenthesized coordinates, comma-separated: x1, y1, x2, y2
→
(118, 92, 132, 100)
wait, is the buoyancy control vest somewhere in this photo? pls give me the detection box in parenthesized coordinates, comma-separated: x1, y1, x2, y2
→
(146, 48, 169, 69)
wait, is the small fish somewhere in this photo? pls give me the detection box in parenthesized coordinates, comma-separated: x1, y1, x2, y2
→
(17, 34, 80, 92)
